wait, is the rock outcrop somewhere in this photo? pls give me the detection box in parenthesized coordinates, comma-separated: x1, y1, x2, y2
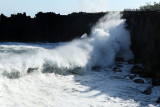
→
(156, 97, 160, 103)
(133, 79, 145, 84)
(142, 87, 152, 95)
(0, 12, 106, 42)
(123, 11, 160, 82)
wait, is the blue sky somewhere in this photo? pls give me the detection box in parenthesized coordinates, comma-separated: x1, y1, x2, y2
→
(0, 0, 160, 17)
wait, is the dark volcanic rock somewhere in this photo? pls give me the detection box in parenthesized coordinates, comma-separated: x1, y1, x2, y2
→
(2, 71, 20, 79)
(123, 11, 160, 79)
(128, 59, 135, 64)
(113, 67, 122, 72)
(133, 79, 144, 84)
(27, 68, 38, 73)
(156, 97, 160, 103)
(142, 87, 152, 95)
(92, 66, 101, 71)
(115, 57, 124, 62)
(0, 12, 106, 43)
(152, 79, 160, 86)
(124, 75, 136, 80)
(117, 64, 123, 67)
(130, 65, 144, 74)
(129, 75, 137, 80)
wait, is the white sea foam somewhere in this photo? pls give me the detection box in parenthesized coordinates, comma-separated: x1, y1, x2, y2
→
(0, 62, 159, 107)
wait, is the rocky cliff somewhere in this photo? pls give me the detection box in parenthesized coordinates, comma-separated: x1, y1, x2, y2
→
(123, 11, 160, 84)
(0, 12, 106, 42)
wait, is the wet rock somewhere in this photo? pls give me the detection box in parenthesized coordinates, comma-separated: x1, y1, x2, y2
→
(113, 67, 122, 72)
(156, 97, 160, 103)
(133, 79, 144, 84)
(117, 62, 123, 65)
(117, 64, 123, 67)
(124, 75, 137, 80)
(142, 87, 152, 95)
(152, 79, 160, 86)
(3, 71, 20, 79)
(123, 11, 160, 79)
(92, 66, 101, 71)
(129, 75, 137, 80)
(115, 57, 124, 62)
(128, 59, 135, 64)
(27, 68, 38, 73)
(130, 65, 144, 74)
(124, 75, 130, 79)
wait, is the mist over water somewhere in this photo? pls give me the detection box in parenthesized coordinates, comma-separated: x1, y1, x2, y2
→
(0, 12, 133, 77)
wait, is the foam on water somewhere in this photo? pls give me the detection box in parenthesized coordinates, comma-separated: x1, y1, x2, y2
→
(0, 62, 159, 107)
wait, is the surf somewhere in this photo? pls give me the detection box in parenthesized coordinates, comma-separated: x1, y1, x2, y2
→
(0, 12, 133, 78)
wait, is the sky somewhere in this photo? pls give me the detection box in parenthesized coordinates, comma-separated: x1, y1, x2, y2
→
(0, 0, 160, 17)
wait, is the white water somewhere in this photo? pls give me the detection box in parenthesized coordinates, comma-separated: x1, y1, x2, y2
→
(0, 12, 159, 107)
(0, 62, 160, 107)
(0, 12, 133, 77)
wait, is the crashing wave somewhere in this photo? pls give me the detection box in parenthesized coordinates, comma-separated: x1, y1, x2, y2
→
(0, 12, 133, 78)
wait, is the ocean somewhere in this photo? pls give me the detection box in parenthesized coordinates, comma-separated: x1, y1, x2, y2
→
(0, 12, 159, 107)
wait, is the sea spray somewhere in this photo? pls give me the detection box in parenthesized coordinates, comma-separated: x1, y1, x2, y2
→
(0, 12, 133, 77)
(89, 12, 133, 68)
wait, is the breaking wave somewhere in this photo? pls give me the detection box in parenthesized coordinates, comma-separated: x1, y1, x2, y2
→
(0, 12, 133, 78)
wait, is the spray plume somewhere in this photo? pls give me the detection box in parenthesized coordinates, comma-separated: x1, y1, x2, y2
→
(0, 12, 133, 77)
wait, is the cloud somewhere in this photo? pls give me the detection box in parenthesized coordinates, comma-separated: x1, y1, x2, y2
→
(78, 0, 107, 12)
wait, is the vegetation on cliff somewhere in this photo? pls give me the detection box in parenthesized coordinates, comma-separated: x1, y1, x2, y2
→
(124, 2, 160, 11)
(140, 2, 160, 11)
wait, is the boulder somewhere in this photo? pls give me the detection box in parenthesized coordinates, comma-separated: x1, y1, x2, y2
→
(133, 79, 144, 84)
(2, 71, 20, 79)
(142, 87, 152, 95)
(27, 68, 38, 73)
(117, 64, 123, 67)
(129, 75, 137, 80)
(128, 59, 135, 64)
(115, 57, 124, 62)
(152, 79, 160, 86)
(113, 67, 122, 72)
(130, 65, 144, 74)
(92, 66, 101, 72)
(124, 75, 136, 80)
(156, 97, 160, 103)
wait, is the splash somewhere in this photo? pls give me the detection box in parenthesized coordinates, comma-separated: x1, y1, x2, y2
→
(0, 12, 133, 77)
(89, 12, 133, 68)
